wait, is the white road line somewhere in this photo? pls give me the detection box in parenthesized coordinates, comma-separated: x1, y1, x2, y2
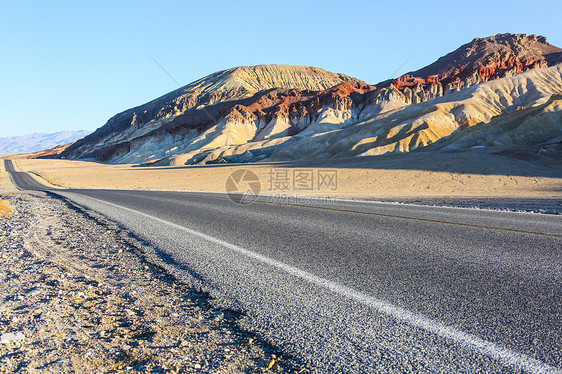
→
(72, 194, 561, 374)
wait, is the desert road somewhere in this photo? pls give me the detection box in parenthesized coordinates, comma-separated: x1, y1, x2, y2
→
(5, 159, 562, 373)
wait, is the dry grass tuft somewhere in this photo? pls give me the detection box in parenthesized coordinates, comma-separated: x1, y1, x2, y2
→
(0, 200, 14, 218)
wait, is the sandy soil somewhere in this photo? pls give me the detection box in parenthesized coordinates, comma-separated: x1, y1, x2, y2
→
(0, 193, 306, 373)
(0, 161, 17, 194)
(11, 150, 562, 200)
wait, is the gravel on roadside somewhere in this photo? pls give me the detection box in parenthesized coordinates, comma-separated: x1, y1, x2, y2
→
(0, 192, 308, 373)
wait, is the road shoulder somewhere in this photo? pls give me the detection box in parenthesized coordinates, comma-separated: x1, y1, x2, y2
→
(0, 192, 303, 372)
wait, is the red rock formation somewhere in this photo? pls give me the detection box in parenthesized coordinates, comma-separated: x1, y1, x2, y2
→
(387, 33, 562, 98)
(166, 81, 376, 142)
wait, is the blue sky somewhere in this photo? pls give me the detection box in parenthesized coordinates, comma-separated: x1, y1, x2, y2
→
(1, 0, 561, 137)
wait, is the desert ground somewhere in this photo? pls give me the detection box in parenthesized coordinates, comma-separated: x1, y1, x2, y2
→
(0, 160, 17, 194)
(10, 150, 562, 201)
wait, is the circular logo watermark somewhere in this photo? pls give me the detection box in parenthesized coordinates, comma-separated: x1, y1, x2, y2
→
(225, 169, 261, 204)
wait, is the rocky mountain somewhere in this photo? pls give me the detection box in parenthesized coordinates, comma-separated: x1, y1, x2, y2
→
(61, 34, 562, 165)
(62, 66, 362, 161)
(267, 64, 562, 161)
(0, 130, 90, 155)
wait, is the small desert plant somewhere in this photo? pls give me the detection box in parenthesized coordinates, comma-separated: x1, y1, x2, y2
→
(0, 200, 14, 218)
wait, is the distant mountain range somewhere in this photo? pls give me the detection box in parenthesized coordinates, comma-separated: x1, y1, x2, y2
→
(61, 33, 562, 165)
(0, 130, 91, 155)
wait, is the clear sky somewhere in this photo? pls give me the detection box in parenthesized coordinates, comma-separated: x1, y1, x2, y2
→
(1, 0, 561, 137)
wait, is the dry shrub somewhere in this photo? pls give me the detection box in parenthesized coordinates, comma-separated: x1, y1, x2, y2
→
(0, 200, 13, 218)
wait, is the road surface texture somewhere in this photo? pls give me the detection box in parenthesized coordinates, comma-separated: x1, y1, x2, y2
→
(5, 160, 562, 373)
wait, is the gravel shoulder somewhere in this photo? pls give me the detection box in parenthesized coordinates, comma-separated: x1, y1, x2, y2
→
(0, 192, 305, 373)
(374, 197, 562, 214)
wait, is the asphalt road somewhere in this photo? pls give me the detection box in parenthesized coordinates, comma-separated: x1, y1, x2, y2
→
(5, 160, 562, 373)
